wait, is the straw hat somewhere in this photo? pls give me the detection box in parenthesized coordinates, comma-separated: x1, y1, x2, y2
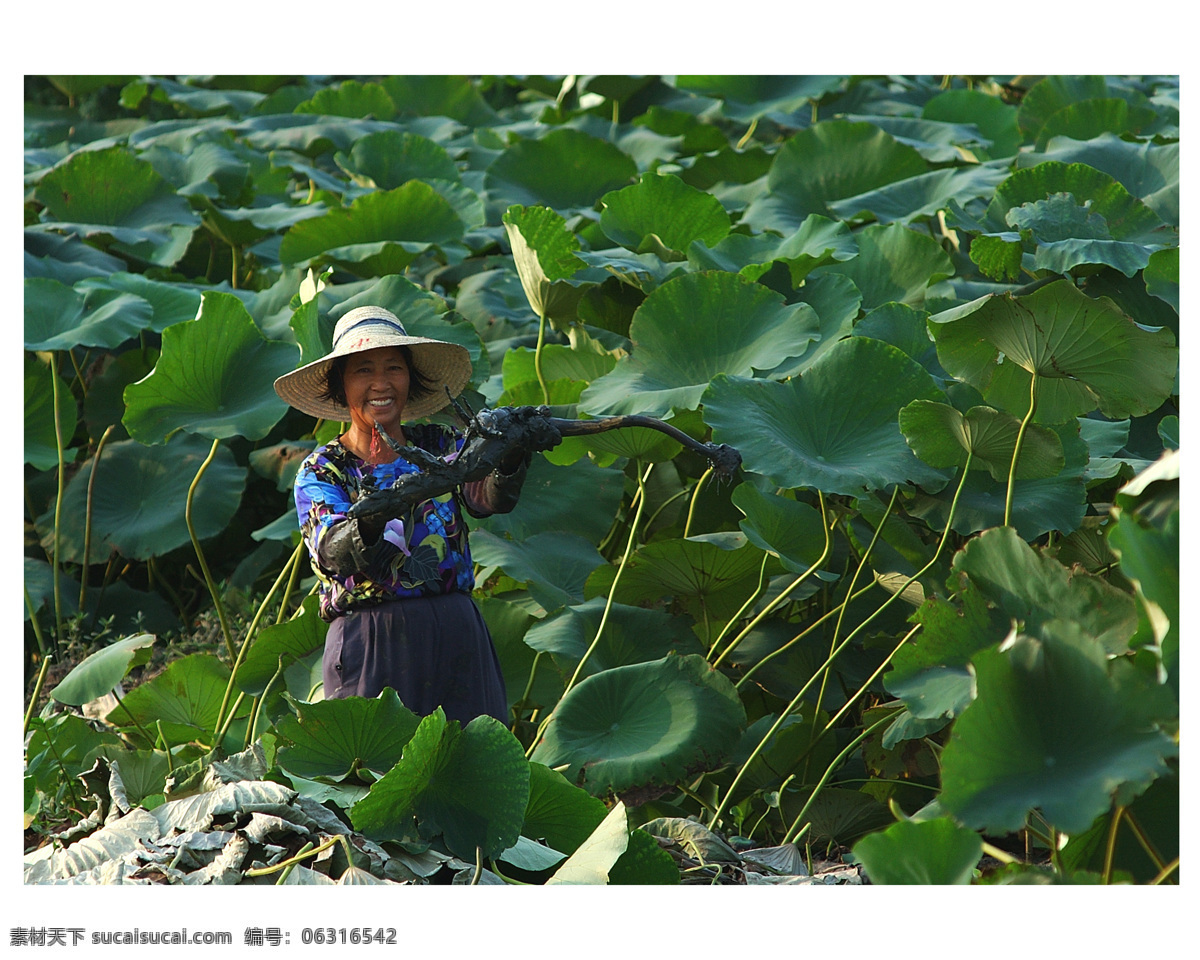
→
(273, 306, 472, 422)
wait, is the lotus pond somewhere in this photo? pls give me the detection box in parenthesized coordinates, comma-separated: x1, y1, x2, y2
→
(23, 74, 1178, 886)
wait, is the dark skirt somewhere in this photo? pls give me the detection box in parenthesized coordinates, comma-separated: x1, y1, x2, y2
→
(322, 592, 508, 725)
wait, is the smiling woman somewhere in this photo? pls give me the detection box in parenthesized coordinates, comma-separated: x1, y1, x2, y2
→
(273, 306, 538, 723)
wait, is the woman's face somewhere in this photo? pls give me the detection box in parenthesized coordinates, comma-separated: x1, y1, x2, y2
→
(341, 346, 410, 439)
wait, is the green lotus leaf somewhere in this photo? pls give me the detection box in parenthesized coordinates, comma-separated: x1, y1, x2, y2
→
(952, 525, 1138, 655)
(501, 204, 590, 326)
(123, 291, 298, 443)
(109, 750, 173, 809)
(82, 346, 158, 442)
(854, 302, 942, 375)
(928, 279, 1177, 423)
(523, 597, 702, 680)
(530, 653, 746, 798)
(470, 530, 606, 612)
(732, 484, 829, 575)
(922, 89, 1021, 159)
(599, 172, 730, 258)
(1021, 132, 1178, 225)
(967, 232, 1024, 282)
(236, 595, 328, 698)
(379, 75, 497, 126)
(884, 582, 1006, 719)
(39, 432, 245, 563)
(584, 532, 767, 621)
(687, 214, 857, 284)
(75, 271, 203, 333)
(32, 145, 199, 266)
(108, 653, 247, 745)
(25, 354, 78, 471)
(502, 344, 616, 392)
(703, 338, 948, 495)
(25, 713, 123, 796)
(938, 625, 1178, 835)
(25, 278, 155, 351)
(672, 75, 845, 119)
(523, 762, 678, 884)
(24, 231, 127, 285)
(350, 709, 530, 861)
(273, 688, 422, 779)
(1034, 97, 1156, 151)
(49, 633, 156, 707)
(334, 130, 459, 190)
(485, 128, 637, 211)
(899, 401, 1065, 482)
(813, 222, 954, 310)
(477, 597, 563, 712)
(744, 121, 927, 231)
(1016, 76, 1109, 140)
(294, 79, 396, 120)
(764, 273, 863, 376)
(1144, 247, 1179, 311)
(470, 455, 625, 545)
(248, 440, 317, 492)
(278, 181, 464, 267)
(909, 420, 1089, 541)
(826, 163, 1008, 225)
(853, 818, 982, 885)
(199, 199, 331, 248)
(545, 801, 630, 885)
(579, 271, 819, 417)
(842, 113, 995, 164)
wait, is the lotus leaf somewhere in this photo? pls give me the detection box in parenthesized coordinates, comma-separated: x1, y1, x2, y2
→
(235, 595, 328, 698)
(25, 278, 155, 351)
(50, 633, 156, 707)
(814, 222, 954, 310)
(732, 484, 829, 575)
(470, 530, 606, 612)
(109, 653, 247, 746)
(485, 128, 637, 211)
(599, 172, 730, 257)
(502, 204, 589, 326)
(334, 129, 459, 189)
(24, 354, 77, 471)
(853, 818, 981, 885)
(545, 801, 629, 884)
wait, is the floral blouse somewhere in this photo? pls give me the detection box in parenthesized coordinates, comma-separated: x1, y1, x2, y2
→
(293, 424, 521, 621)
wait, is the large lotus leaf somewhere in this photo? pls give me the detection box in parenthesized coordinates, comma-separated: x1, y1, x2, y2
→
(583, 532, 767, 621)
(530, 653, 746, 798)
(1034, 97, 1156, 151)
(930, 280, 1177, 424)
(49, 633, 156, 707)
(842, 113, 996, 164)
(235, 595, 328, 697)
(826, 163, 1008, 225)
(732, 484, 829, 575)
(1021, 132, 1178, 225)
(278, 181, 464, 268)
(899, 401, 1065, 482)
(579, 271, 819, 417)
(922, 89, 1021, 159)
(470, 530, 606, 612)
(334, 130, 459, 189)
(24, 231, 127, 285)
(350, 709, 530, 861)
(813, 222, 954, 310)
(123, 291, 298, 443)
(272, 688, 422, 779)
(470, 455, 624, 545)
(24, 354, 78, 471)
(379, 75, 497, 126)
(523, 597, 703, 679)
(233, 113, 387, 158)
(294, 79, 396, 119)
(756, 273, 862, 378)
(909, 420, 1088, 541)
(938, 625, 1178, 835)
(501, 204, 590, 326)
(744, 121, 928, 231)
(108, 653, 246, 746)
(672, 75, 845, 120)
(545, 801, 629, 885)
(1016, 76, 1112, 141)
(502, 344, 615, 392)
(75, 271, 203, 333)
(199, 199, 331, 248)
(522, 762, 678, 884)
(32, 145, 199, 265)
(854, 302, 943, 377)
(884, 582, 1006, 720)
(82, 346, 158, 442)
(39, 432, 245, 563)
(1143, 247, 1178, 312)
(484, 128, 637, 211)
(687, 214, 857, 285)
(703, 338, 948, 495)
(951, 526, 1138, 655)
(599, 172, 730, 258)
(852, 818, 981, 885)
(24, 277, 154, 351)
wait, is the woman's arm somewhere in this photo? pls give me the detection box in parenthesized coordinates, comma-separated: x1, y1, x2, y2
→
(460, 449, 529, 518)
(295, 467, 400, 580)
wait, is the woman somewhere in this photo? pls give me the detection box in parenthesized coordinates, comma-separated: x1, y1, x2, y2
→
(273, 305, 529, 724)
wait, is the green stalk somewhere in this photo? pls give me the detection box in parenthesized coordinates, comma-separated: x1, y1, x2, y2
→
(533, 310, 550, 406)
(706, 552, 770, 657)
(510, 651, 545, 733)
(709, 456, 973, 830)
(111, 687, 156, 748)
(1004, 372, 1038, 527)
(781, 714, 890, 844)
(24, 586, 51, 660)
(682, 465, 713, 539)
(80, 423, 115, 610)
(1123, 809, 1168, 875)
(186, 437, 235, 659)
(1102, 805, 1126, 884)
(276, 538, 306, 624)
(1150, 858, 1180, 885)
(49, 352, 67, 648)
(710, 492, 832, 671)
(23, 654, 53, 737)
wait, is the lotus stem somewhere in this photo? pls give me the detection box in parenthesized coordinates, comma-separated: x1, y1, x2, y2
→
(1102, 805, 1126, 884)
(707, 552, 770, 658)
(24, 586, 50, 661)
(1150, 858, 1180, 886)
(533, 310, 550, 406)
(49, 352, 67, 648)
(23, 654, 53, 737)
(736, 117, 758, 150)
(186, 437, 235, 659)
(710, 492, 833, 671)
(511, 651, 544, 734)
(471, 846, 484, 885)
(80, 423, 115, 611)
(981, 842, 1018, 865)
(781, 714, 890, 845)
(111, 687, 156, 748)
(682, 465, 713, 538)
(245, 837, 340, 878)
(1122, 809, 1169, 876)
(1004, 372, 1038, 527)
(276, 538, 306, 624)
